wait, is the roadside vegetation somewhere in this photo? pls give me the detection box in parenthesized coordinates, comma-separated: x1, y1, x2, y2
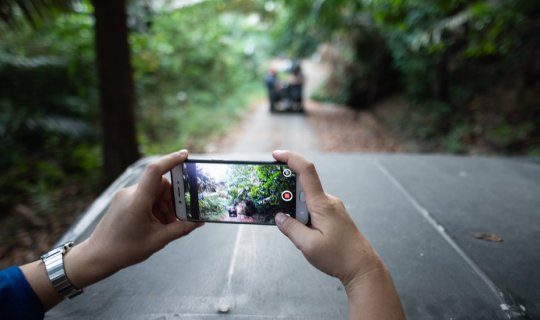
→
(275, 0, 540, 155)
(1, 0, 539, 266)
(0, 1, 268, 267)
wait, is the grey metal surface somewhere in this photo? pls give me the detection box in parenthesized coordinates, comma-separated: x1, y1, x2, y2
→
(47, 154, 540, 319)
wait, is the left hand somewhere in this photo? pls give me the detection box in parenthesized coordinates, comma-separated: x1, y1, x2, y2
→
(72, 149, 204, 279)
(22, 150, 204, 311)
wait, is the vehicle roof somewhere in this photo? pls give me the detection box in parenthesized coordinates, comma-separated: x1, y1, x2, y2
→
(49, 154, 540, 319)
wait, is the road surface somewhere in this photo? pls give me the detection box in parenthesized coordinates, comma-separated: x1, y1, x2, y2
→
(47, 61, 539, 319)
(49, 154, 540, 319)
(224, 105, 320, 154)
(219, 60, 327, 154)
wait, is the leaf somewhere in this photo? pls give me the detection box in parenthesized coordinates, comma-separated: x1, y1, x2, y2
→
(471, 232, 503, 242)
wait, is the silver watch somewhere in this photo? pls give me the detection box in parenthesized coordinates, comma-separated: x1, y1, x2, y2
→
(41, 241, 83, 299)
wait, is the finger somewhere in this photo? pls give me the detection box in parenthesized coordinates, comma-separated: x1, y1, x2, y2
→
(138, 150, 188, 197)
(272, 150, 324, 200)
(161, 180, 173, 202)
(157, 179, 177, 223)
(167, 197, 174, 216)
(161, 220, 205, 243)
(275, 212, 316, 252)
(158, 200, 170, 218)
(152, 203, 168, 224)
(157, 177, 172, 203)
(158, 198, 178, 223)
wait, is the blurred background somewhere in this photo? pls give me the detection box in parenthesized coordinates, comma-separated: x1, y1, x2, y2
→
(1, 0, 539, 267)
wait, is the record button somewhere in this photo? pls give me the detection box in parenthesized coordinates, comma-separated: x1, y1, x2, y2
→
(281, 190, 293, 202)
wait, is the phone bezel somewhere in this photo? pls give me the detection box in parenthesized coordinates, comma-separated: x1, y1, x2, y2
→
(170, 159, 309, 225)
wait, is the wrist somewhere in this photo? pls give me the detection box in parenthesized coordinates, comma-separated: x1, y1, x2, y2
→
(339, 238, 385, 288)
(343, 262, 406, 320)
(343, 263, 389, 296)
(63, 239, 119, 289)
(40, 242, 83, 299)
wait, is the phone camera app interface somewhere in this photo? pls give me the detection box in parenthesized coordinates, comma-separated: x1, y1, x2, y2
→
(183, 162, 296, 224)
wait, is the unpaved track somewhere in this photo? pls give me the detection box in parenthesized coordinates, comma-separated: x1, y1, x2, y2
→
(224, 105, 320, 153)
(217, 59, 401, 154)
(219, 60, 327, 154)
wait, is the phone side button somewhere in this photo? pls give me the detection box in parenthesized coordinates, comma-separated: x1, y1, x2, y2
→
(300, 191, 306, 203)
(298, 210, 308, 224)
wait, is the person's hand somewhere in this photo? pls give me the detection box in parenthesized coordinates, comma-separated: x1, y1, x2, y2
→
(273, 150, 405, 319)
(272, 150, 382, 287)
(66, 150, 203, 286)
(22, 150, 204, 311)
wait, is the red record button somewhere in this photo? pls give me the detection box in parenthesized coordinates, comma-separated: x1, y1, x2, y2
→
(281, 190, 293, 202)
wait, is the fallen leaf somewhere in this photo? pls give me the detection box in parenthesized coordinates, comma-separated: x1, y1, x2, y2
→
(472, 232, 503, 242)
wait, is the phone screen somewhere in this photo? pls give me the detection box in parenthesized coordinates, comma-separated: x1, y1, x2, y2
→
(182, 161, 297, 224)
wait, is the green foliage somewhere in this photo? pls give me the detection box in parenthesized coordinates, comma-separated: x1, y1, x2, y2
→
(132, 2, 265, 154)
(226, 164, 292, 212)
(199, 193, 226, 215)
(311, 85, 348, 106)
(485, 123, 534, 150)
(0, 0, 268, 218)
(442, 122, 474, 154)
(227, 165, 255, 202)
(0, 8, 99, 216)
(252, 165, 288, 206)
(272, 0, 361, 56)
(275, 0, 540, 154)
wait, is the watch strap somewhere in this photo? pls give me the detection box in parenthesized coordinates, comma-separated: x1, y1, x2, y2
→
(41, 241, 83, 299)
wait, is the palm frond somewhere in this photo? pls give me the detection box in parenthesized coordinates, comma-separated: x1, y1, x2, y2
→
(0, 0, 76, 26)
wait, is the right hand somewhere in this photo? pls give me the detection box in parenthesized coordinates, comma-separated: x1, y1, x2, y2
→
(272, 150, 384, 287)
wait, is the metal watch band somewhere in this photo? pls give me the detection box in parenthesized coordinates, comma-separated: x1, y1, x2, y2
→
(41, 241, 83, 299)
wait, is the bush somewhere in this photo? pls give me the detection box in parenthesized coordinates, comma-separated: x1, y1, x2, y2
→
(275, 0, 540, 154)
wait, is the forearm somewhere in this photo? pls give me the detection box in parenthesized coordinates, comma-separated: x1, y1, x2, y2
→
(17, 150, 200, 314)
(345, 266, 406, 320)
(20, 239, 117, 312)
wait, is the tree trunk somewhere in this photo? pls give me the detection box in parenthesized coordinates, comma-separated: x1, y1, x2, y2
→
(92, 0, 139, 184)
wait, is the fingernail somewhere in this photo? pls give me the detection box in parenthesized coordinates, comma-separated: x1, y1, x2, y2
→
(273, 150, 285, 155)
(178, 149, 188, 157)
(275, 212, 287, 226)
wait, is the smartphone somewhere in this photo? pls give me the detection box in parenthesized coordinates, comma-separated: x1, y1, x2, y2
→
(170, 159, 309, 225)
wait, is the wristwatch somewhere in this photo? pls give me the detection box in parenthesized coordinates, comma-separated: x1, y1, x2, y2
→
(41, 241, 83, 299)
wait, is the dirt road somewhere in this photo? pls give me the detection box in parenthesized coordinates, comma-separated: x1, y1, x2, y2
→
(216, 60, 327, 154)
(216, 60, 402, 154)
(220, 104, 321, 153)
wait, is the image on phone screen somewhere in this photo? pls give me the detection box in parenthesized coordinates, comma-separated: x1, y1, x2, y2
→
(182, 162, 297, 224)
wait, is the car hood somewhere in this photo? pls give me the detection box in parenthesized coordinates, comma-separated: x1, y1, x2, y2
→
(48, 154, 540, 319)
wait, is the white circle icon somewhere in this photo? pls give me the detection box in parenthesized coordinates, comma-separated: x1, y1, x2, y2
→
(283, 169, 292, 177)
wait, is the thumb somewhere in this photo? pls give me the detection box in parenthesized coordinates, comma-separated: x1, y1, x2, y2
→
(275, 212, 313, 251)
